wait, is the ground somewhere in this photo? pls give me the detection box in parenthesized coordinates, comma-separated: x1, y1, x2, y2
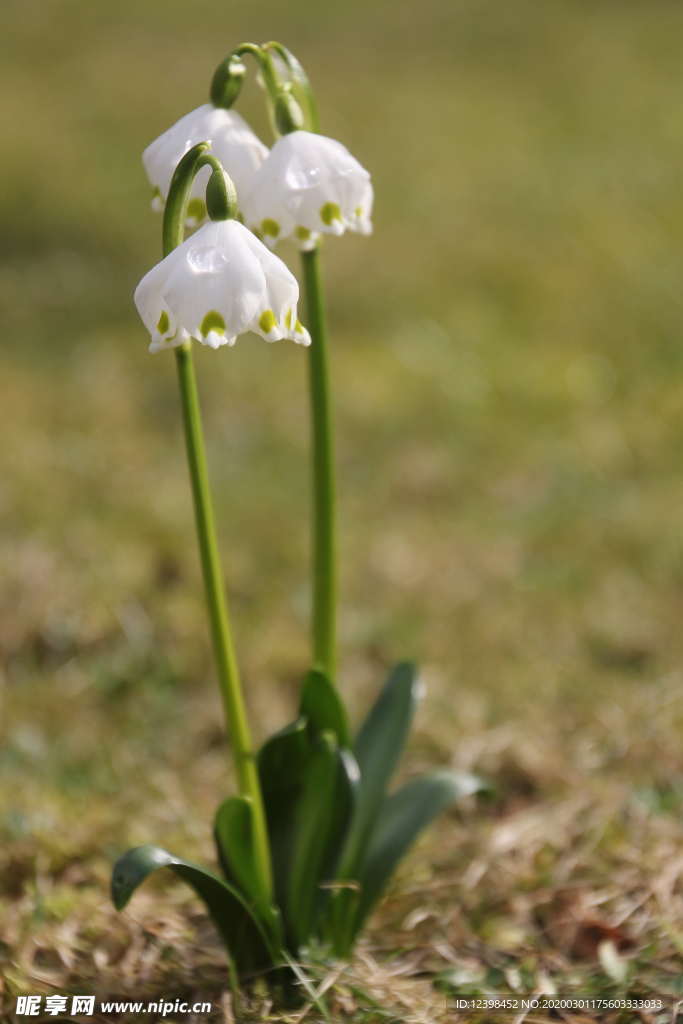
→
(2, 0, 683, 1020)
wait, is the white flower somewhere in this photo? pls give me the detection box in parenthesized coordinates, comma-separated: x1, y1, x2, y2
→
(241, 130, 373, 250)
(143, 105, 268, 226)
(134, 219, 311, 353)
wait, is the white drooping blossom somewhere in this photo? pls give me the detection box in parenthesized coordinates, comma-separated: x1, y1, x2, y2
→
(241, 130, 373, 251)
(143, 105, 268, 226)
(134, 219, 311, 353)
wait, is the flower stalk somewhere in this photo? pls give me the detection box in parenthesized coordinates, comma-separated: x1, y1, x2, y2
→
(301, 247, 337, 678)
(209, 46, 339, 683)
(230, 46, 369, 682)
(240, 46, 340, 681)
(163, 145, 272, 902)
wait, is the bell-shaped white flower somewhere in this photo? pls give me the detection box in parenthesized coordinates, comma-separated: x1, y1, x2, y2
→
(143, 105, 268, 226)
(241, 130, 373, 251)
(134, 219, 311, 353)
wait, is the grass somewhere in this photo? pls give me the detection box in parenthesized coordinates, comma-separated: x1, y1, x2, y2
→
(2, 0, 683, 1019)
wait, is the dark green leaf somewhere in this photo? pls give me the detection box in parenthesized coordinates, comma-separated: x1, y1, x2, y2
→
(258, 718, 312, 916)
(321, 749, 360, 881)
(111, 844, 277, 973)
(352, 771, 487, 933)
(299, 668, 350, 746)
(214, 796, 281, 943)
(339, 662, 421, 878)
(259, 718, 311, 799)
(325, 884, 361, 959)
(287, 733, 348, 947)
(311, 746, 360, 950)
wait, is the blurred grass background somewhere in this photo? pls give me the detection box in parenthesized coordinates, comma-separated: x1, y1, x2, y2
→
(3, 0, 683, 1015)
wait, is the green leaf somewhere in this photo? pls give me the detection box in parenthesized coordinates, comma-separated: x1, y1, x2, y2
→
(258, 718, 312, 916)
(111, 844, 277, 974)
(259, 717, 311, 792)
(325, 884, 361, 959)
(214, 796, 282, 944)
(258, 718, 358, 949)
(299, 668, 350, 746)
(322, 749, 360, 881)
(339, 662, 421, 877)
(287, 734, 357, 947)
(352, 771, 487, 934)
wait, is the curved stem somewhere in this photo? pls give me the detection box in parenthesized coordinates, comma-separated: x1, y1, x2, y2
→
(163, 146, 273, 901)
(162, 146, 235, 251)
(229, 42, 281, 99)
(262, 42, 320, 132)
(212, 43, 281, 124)
(301, 247, 337, 680)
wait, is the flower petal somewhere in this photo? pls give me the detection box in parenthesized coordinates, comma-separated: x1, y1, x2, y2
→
(242, 131, 372, 247)
(142, 105, 268, 226)
(134, 218, 309, 351)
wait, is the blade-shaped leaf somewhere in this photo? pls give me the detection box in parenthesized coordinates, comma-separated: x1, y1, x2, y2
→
(299, 668, 350, 746)
(111, 844, 278, 973)
(214, 796, 281, 943)
(352, 771, 487, 934)
(325, 883, 361, 959)
(320, 749, 360, 882)
(258, 718, 312, 915)
(339, 662, 421, 877)
(259, 718, 311, 798)
(287, 733, 355, 947)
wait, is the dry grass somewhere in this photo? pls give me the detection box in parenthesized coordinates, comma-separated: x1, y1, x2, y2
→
(3, 665, 683, 1020)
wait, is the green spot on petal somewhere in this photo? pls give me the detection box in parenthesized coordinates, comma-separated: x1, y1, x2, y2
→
(156, 311, 170, 334)
(284, 309, 293, 329)
(295, 226, 312, 241)
(354, 206, 363, 218)
(200, 311, 226, 337)
(295, 319, 304, 333)
(259, 309, 277, 334)
(261, 218, 280, 237)
(187, 198, 207, 222)
(320, 201, 342, 226)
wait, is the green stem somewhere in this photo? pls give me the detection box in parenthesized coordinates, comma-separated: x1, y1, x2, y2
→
(244, 46, 334, 677)
(174, 345, 272, 901)
(163, 143, 272, 901)
(211, 43, 281, 126)
(301, 247, 337, 680)
(261, 42, 320, 131)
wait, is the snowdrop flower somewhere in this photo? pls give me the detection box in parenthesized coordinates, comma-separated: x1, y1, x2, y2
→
(134, 219, 311, 353)
(143, 105, 268, 226)
(242, 130, 373, 251)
